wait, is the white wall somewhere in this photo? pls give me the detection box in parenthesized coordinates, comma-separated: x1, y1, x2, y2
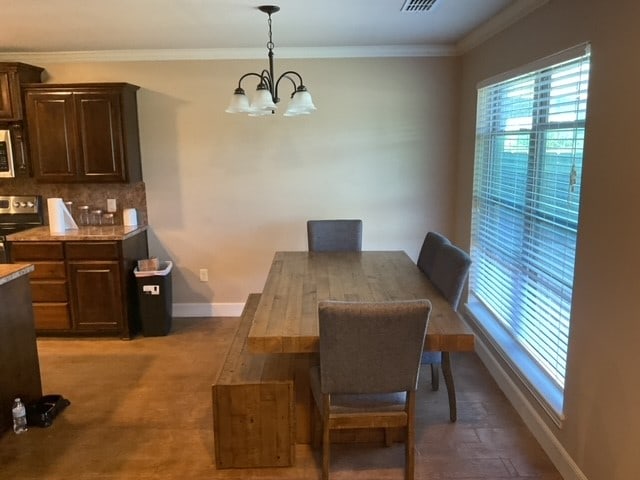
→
(32, 56, 460, 309)
(457, 1, 640, 479)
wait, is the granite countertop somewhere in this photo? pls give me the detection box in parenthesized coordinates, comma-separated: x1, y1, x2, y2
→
(6, 225, 148, 242)
(0, 264, 35, 286)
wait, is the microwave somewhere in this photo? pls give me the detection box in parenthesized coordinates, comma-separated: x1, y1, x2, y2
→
(0, 129, 15, 178)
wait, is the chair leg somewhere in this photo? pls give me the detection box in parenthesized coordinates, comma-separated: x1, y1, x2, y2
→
(322, 395, 331, 480)
(406, 391, 416, 480)
(430, 363, 440, 391)
(311, 401, 321, 448)
(442, 352, 457, 422)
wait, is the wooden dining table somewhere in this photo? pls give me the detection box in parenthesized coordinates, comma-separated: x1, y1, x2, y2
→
(247, 250, 475, 423)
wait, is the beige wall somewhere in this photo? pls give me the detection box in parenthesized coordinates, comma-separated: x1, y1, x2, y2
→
(456, 0, 640, 479)
(29, 57, 459, 305)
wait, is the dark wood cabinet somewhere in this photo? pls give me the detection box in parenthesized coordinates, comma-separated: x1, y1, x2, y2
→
(10, 231, 148, 338)
(0, 62, 43, 177)
(23, 83, 143, 183)
(68, 261, 123, 332)
(0, 62, 43, 121)
(11, 241, 71, 331)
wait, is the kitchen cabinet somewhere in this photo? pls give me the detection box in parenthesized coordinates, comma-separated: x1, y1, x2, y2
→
(23, 83, 143, 183)
(66, 241, 124, 333)
(0, 62, 44, 177)
(10, 230, 148, 338)
(10, 241, 71, 331)
(0, 62, 43, 121)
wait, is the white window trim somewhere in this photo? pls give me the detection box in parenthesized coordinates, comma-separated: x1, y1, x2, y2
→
(465, 297, 565, 427)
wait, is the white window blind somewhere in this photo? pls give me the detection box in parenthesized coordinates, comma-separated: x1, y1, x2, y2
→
(470, 47, 590, 393)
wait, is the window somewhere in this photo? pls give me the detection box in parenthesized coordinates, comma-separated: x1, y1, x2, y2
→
(469, 45, 590, 420)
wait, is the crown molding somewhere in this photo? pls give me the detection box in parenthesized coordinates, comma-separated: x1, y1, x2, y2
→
(456, 0, 550, 54)
(0, 44, 456, 63)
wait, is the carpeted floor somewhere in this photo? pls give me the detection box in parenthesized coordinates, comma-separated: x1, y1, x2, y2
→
(0, 317, 563, 479)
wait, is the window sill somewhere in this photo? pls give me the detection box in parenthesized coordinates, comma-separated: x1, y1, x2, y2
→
(465, 297, 565, 427)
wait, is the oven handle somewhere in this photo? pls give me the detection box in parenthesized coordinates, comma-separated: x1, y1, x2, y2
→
(0, 241, 6, 264)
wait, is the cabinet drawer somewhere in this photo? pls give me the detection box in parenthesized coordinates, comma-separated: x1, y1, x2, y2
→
(30, 261, 66, 279)
(11, 242, 64, 261)
(31, 280, 68, 302)
(33, 303, 71, 330)
(65, 242, 119, 260)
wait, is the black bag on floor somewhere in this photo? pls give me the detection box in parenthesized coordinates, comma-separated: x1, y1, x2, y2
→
(26, 394, 71, 428)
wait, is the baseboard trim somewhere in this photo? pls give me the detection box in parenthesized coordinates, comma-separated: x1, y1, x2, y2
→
(475, 337, 588, 480)
(172, 302, 244, 318)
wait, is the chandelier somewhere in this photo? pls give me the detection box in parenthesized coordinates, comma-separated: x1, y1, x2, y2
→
(225, 5, 316, 117)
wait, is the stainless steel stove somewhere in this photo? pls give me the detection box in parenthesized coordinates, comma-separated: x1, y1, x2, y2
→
(0, 195, 43, 263)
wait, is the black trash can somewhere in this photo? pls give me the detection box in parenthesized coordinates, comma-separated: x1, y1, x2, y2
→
(134, 261, 173, 336)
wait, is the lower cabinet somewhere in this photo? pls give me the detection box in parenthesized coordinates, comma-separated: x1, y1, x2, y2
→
(10, 231, 148, 338)
(68, 261, 123, 332)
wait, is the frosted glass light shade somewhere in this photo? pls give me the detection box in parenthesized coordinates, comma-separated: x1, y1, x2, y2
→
(250, 88, 277, 112)
(225, 91, 251, 113)
(284, 90, 316, 116)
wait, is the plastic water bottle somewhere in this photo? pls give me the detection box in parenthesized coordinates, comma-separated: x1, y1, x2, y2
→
(12, 398, 27, 434)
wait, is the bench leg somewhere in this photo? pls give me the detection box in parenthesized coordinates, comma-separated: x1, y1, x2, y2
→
(442, 352, 457, 422)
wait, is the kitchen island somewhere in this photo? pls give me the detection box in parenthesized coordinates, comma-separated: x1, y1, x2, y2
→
(0, 264, 42, 434)
(7, 226, 149, 338)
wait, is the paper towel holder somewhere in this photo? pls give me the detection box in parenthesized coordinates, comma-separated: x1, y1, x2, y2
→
(47, 198, 78, 233)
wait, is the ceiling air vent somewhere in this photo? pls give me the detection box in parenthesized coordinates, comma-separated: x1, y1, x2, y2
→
(401, 0, 439, 13)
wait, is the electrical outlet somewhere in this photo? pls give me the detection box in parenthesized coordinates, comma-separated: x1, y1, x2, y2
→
(199, 269, 208, 282)
(107, 198, 117, 213)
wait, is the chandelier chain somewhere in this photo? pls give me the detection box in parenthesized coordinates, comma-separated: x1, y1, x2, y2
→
(267, 15, 274, 51)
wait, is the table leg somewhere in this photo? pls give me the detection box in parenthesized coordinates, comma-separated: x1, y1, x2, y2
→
(442, 351, 457, 422)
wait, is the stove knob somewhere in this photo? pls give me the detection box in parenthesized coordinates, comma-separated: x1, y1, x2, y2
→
(13, 201, 20, 208)
(19, 202, 27, 208)
(26, 201, 34, 208)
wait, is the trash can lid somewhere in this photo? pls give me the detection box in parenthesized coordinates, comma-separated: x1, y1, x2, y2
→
(134, 260, 173, 277)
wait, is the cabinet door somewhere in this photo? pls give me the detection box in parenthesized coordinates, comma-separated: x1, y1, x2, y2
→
(0, 71, 15, 120)
(68, 261, 124, 331)
(76, 92, 126, 182)
(24, 91, 79, 181)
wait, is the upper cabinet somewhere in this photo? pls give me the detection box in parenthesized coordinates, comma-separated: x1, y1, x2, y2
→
(0, 62, 43, 122)
(23, 83, 143, 183)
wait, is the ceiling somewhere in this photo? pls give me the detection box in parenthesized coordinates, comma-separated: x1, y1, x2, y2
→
(1, 0, 547, 60)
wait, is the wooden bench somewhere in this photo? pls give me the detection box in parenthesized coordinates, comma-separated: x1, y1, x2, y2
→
(212, 293, 296, 468)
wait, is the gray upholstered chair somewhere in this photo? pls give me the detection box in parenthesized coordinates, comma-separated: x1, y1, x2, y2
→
(416, 231, 450, 277)
(416, 231, 451, 390)
(310, 299, 431, 480)
(430, 243, 472, 310)
(307, 219, 363, 252)
(426, 242, 472, 422)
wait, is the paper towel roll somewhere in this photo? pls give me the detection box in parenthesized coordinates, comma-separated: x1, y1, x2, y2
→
(48, 198, 78, 233)
(123, 208, 138, 226)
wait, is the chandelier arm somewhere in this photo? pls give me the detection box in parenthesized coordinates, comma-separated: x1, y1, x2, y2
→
(237, 72, 264, 89)
(274, 70, 307, 100)
(274, 72, 300, 99)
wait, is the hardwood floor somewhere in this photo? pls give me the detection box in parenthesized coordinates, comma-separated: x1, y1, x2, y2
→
(0, 317, 563, 479)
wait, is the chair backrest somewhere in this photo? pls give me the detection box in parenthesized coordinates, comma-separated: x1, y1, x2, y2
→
(307, 219, 363, 252)
(417, 231, 450, 277)
(430, 243, 472, 310)
(318, 300, 431, 395)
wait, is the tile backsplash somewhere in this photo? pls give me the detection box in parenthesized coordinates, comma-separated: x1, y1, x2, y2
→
(0, 178, 148, 226)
